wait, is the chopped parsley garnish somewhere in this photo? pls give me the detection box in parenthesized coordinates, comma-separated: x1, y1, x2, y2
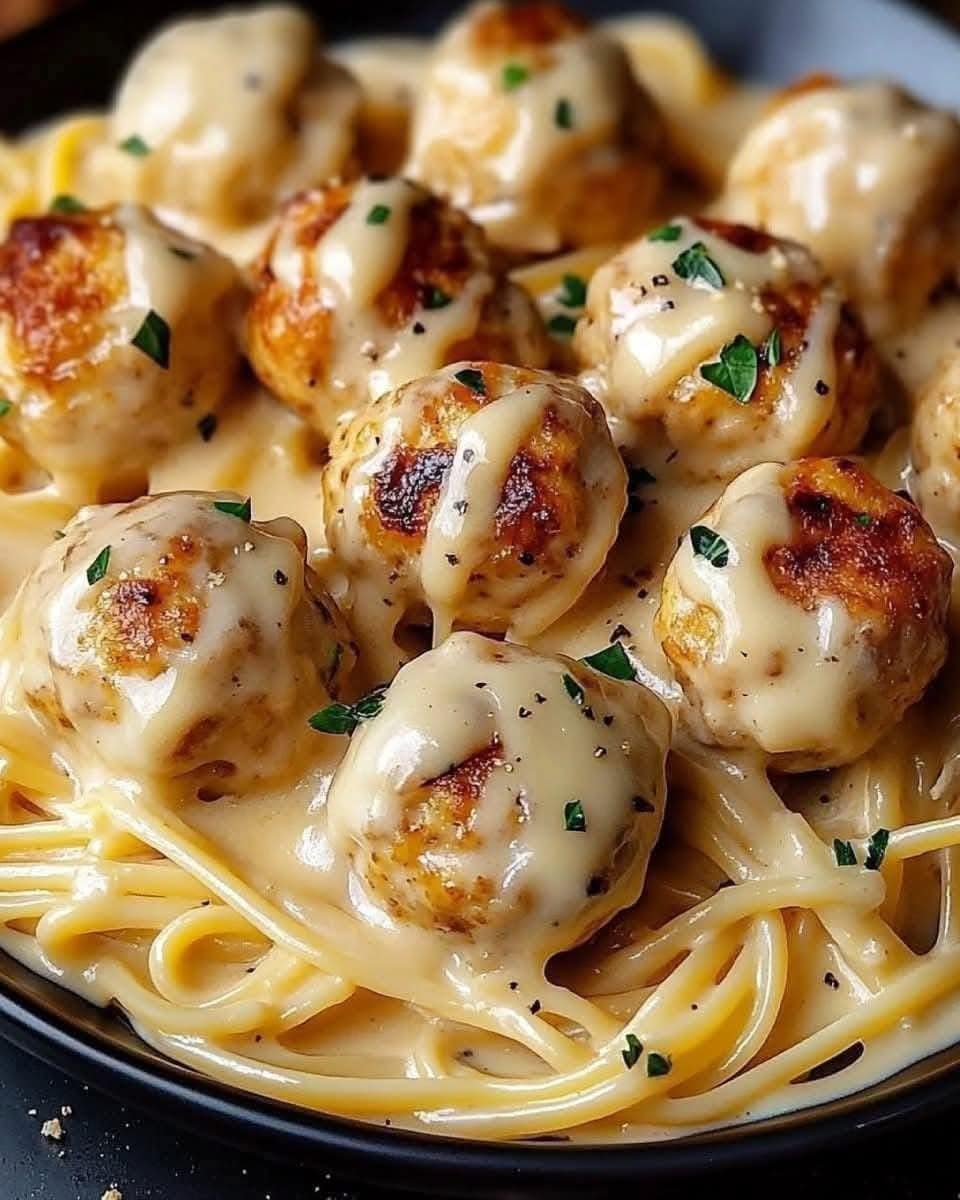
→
(131, 309, 170, 369)
(502, 62, 530, 90)
(672, 241, 725, 289)
(564, 799, 586, 832)
(582, 643, 636, 682)
(50, 194, 86, 214)
(213, 497, 252, 521)
(865, 828, 890, 871)
(309, 684, 388, 735)
(554, 98, 574, 129)
(622, 1034, 643, 1069)
(366, 204, 391, 225)
(548, 314, 577, 337)
(833, 838, 857, 867)
(764, 327, 782, 367)
(646, 1052, 672, 1078)
(562, 672, 585, 705)
(197, 413, 217, 442)
(700, 334, 759, 404)
(558, 273, 587, 308)
(0, 398, 11, 418)
(118, 134, 150, 157)
(856, 513, 872, 527)
(454, 367, 486, 394)
(689, 525, 729, 568)
(424, 286, 452, 310)
(86, 546, 111, 586)
(648, 222, 682, 243)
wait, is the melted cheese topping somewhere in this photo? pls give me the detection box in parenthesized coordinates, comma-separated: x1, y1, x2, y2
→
(1, 0, 960, 1154)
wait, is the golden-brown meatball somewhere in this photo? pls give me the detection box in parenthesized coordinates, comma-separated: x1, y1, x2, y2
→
(325, 632, 670, 956)
(721, 81, 960, 335)
(0, 205, 243, 500)
(575, 216, 878, 480)
(246, 177, 549, 438)
(323, 362, 627, 645)
(405, 1, 667, 255)
(15, 491, 352, 786)
(911, 350, 960, 542)
(95, 6, 361, 234)
(655, 458, 951, 771)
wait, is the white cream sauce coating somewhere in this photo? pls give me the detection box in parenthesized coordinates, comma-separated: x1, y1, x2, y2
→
(326, 632, 670, 959)
(721, 82, 960, 335)
(575, 217, 840, 476)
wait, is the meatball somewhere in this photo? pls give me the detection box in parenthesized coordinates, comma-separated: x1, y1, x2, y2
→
(0, 205, 243, 500)
(325, 632, 670, 956)
(575, 216, 878, 480)
(912, 350, 960, 540)
(323, 362, 626, 645)
(655, 458, 951, 771)
(101, 6, 360, 232)
(16, 491, 352, 786)
(246, 177, 549, 438)
(721, 81, 960, 335)
(404, 1, 667, 255)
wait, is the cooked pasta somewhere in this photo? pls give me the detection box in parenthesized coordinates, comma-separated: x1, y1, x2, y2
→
(0, 0, 958, 1148)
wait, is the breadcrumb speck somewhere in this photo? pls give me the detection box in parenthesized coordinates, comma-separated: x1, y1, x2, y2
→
(40, 1116, 63, 1140)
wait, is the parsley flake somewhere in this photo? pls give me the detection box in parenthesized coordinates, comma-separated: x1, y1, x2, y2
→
(856, 513, 872, 527)
(622, 1034, 643, 1069)
(700, 334, 759, 404)
(865, 828, 890, 871)
(454, 367, 486, 394)
(582, 643, 636, 682)
(647, 1052, 672, 1078)
(564, 799, 586, 832)
(554, 98, 574, 129)
(424, 286, 452, 310)
(689, 525, 729, 568)
(309, 684, 388, 736)
(672, 241, 725, 289)
(214, 497, 252, 521)
(562, 673, 585, 705)
(548, 314, 577, 337)
(648, 222, 682, 243)
(558, 273, 587, 308)
(131, 310, 170, 368)
(0, 398, 11, 417)
(86, 546, 111, 586)
(764, 327, 782, 367)
(118, 134, 150, 157)
(833, 838, 857, 867)
(502, 62, 530, 90)
(366, 204, 391, 225)
(50, 194, 86, 214)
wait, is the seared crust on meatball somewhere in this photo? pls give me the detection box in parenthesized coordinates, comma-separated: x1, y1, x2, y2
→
(325, 632, 671, 955)
(323, 362, 627, 643)
(17, 491, 353, 785)
(245, 177, 548, 437)
(575, 215, 878, 480)
(0, 206, 242, 498)
(655, 458, 951, 771)
(405, 1, 667, 254)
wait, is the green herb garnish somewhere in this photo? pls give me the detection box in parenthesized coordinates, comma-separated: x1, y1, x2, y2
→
(564, 799, 586, 832)
(454, 368, 486, 394)
(648, 222, 682, 243)
(865, 828, 890, 871)
(689, 525, 729, 568)
(50, 194, 86, 214)
(86, 546, 111, 586)
(764, 327, 781, 367)
(308, 684, 388, 736)
(856, 513, 872, 527)
(502, 62, 530, 90)
(834, 838, 857, 867)
(562, 673, 585, 705)
(558, 273, 587, 308)
(622, 1034, 643, 1069)
(213, 497, 252, 521)
(131, 310, 170, 369)
(646, 1052, 672, 1078)
(582, 643, 636, 682)
(0, 398, 11, 418)
(366, 204, 391, 225)
(700, 334, 759, 404)
(554, 98, 574, 129)
(547, 314, 577, 337)
(672, 241, 725, 289)
(118, 134, 150, 157)
(424, 286, 452, 310)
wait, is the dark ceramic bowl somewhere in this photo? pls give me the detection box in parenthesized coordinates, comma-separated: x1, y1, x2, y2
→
(0, 1, 958, 1194)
